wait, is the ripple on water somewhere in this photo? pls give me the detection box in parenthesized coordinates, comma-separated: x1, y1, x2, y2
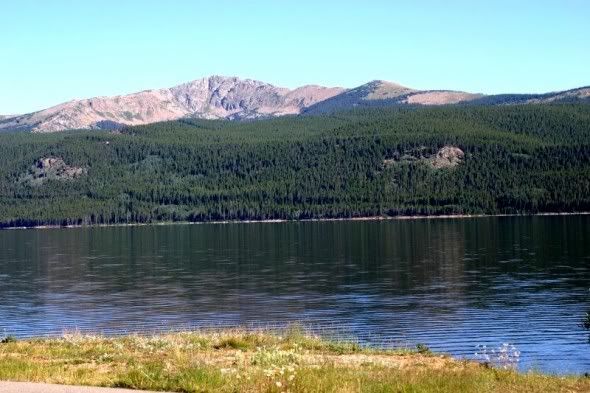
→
(0, 216, 589, 374)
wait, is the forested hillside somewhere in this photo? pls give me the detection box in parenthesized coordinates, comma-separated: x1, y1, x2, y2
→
(0, 104, 589, 228)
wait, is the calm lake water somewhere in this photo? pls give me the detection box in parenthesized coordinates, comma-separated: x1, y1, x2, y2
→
(0, 216, 589, 374)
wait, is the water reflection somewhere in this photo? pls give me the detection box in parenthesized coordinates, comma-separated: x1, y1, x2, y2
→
(0, 216, 589, 374)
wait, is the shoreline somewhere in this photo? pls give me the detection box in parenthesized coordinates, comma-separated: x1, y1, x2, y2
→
(1, 329, 588, 392)
(2, 211, 590, 231)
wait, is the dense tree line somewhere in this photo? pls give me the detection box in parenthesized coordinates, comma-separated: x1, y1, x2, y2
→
(0, 104, 589, 228)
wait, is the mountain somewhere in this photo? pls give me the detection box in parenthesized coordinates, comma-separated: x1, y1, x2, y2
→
(0, 76, 345, 133)
(0, 76, 588, 133)
(467, 86, 590, 105)
(1, 104, 589, 228)
(303, 81, 590, 114)
(302, 80, 483, 114)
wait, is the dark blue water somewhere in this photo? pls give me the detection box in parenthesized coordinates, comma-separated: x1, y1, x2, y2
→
(0, 216, 589, 374)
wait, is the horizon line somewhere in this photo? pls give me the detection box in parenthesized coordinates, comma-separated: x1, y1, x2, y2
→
(3, 75, 589, 116)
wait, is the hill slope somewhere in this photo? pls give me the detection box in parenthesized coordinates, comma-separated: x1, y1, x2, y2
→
(303, 80, 483, 114)
(0, 104, 589, 228)
(468, 86, 590, 105)
(2, 76, 588, 133)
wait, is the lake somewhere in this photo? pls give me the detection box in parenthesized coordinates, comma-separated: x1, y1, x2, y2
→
(0, 216, 588, 374)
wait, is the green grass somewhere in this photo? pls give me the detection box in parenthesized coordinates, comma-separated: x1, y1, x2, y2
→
(0, 329, 588, 392)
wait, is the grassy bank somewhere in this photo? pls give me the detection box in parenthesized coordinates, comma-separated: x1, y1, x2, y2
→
(0, 329, 588, 393)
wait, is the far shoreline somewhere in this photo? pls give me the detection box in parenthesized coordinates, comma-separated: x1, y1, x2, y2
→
(2, 211, 589, 231)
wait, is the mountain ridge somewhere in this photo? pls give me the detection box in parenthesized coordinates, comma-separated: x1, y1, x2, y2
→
(1, 76, 588, 132)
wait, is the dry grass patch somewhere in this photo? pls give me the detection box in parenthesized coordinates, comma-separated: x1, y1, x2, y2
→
(0, 329, 588, 392)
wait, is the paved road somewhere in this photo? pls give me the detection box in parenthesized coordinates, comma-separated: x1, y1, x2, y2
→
(0, 381, 170, 393)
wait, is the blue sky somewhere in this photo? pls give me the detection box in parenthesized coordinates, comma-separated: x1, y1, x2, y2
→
(1, 0, 588, 114)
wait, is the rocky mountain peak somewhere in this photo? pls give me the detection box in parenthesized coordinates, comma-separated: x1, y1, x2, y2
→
(0, 76, 345, 132)
(1, 76, 588, 133)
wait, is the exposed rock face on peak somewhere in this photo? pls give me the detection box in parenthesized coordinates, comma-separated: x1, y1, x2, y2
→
(0, 76, 588, 133)
(0, 76, 345, 132)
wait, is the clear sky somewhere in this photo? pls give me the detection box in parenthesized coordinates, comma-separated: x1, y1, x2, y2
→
(1, 0, 588, 114)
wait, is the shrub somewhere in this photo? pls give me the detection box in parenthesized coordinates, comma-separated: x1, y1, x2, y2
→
(0, 336, 17, 344)
(416, 343, 431, 354)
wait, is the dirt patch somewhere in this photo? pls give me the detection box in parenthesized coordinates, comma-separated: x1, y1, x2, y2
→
(301, 353, 470, 371)
(159, 348, 471, 372)
(405, 91, 482, 105)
